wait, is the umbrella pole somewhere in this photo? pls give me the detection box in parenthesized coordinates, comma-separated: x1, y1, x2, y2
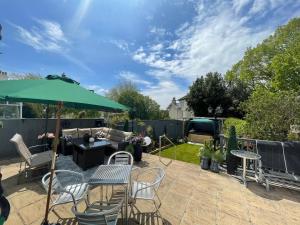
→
(42, 102, 62, 225)
(43, 104, 49, 147)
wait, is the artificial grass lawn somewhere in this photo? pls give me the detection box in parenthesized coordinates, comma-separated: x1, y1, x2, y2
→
(156, 143, 202, 165)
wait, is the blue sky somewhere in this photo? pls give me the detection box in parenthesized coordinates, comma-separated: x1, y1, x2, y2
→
(0, 0, 300, 108)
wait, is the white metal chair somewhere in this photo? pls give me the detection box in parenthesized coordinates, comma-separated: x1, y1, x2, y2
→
(72, 199, 123, 225)
(42, 170, 89, 212)
(108, 151, 133, 166)
(10, 133, 52, 183)
(129, 167, 165, 224)
(107, 151, 133, 207)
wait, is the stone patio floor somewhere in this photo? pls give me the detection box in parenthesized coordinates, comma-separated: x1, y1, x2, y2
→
(1, 153, 300, 225)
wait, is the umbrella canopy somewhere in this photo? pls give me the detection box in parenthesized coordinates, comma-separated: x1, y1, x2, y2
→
(0, 77, 128, 225)
(0, 79, 128, 112)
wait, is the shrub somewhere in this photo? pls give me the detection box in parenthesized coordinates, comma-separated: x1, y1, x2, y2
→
(212, 150, 224, 163)
(199, 142, 213, 160)
(226, 126, 239, 174)
(224, 117, 248, 137)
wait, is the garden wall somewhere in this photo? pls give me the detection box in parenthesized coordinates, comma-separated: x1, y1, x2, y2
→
(0, 118, 184, 158)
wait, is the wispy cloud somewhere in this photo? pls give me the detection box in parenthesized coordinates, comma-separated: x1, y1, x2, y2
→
(110, 40, 129, 51)
(142, 70, 186, 109)
(11, 20, 68, 52)
(84, 84, 109, 95)
(11, 19, 94, 73)
(132, 0, 276, 81)
(132, 0, 300, 108)
(119, 71, 152, 87)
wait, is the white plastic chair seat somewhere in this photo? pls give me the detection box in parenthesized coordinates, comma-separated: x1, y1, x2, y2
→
(30, 151, 53, 167)
(131, 181, 155, 200)
(54, 183, 89, 205)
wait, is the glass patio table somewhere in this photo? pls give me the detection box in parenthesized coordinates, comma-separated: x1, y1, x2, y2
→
(231, 150, 261, 187)
(88, 164, 132, 224)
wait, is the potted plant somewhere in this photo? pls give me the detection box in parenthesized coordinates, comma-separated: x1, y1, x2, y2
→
(129, 135, 144, 162)
(226, 126, 239, 174)
(200, 142, 213, 170)
(210, 149, 224, 173)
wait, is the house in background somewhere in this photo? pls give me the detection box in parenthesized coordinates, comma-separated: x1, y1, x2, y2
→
(167, 97, 194, 120)
(0, 70, 8, 80)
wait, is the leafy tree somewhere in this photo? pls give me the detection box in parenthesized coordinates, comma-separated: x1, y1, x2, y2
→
(186, 72, 231, 117)
(108, 81, 168, 120)
(226, 18, 300, 92)
(241, 87, 300, 141)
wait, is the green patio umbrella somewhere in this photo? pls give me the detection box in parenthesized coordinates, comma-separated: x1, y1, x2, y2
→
(0, 78, 128, 225)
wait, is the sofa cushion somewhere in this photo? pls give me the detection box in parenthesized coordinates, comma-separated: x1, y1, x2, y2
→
(123, 132, 133, 141)
(78, 128, 92, 138)
(62, 129, 78, 139)
(108, 128, 129, 142)
(106, 134, 124, 142)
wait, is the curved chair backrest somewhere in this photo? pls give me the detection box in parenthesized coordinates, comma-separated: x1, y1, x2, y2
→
(150, 167, 165, 190)
(42, 171, 63, 194)
(72, 200, 123, 225)
(108, 151, 133, 166)
(10, 133, 32, 165)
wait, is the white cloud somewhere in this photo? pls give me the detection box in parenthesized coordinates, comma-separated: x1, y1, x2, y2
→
(232, 0, 251, 14)
(119, 71, 152, 87)
(110, 40, 129, 51)
(131, 0, 300, 108)
(12, 20, 67, 52)
(11, 19, 94, 73)
(85, 84, 108, 95)
(149, 27, 167, 36)
(141, 70, 186, 109)
(131, 0, 294, 82)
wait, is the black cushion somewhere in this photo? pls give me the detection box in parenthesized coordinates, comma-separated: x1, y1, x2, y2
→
(257, 140, 286, 172)
(284, 141, 300, 176)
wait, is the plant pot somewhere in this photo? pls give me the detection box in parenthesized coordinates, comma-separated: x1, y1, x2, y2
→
(226, 153, 239, 174)
(133, 144, 142, 162)
(210, 160, 220, 173)
(0, 196, 10, 221)
(200, 157, 210, 170)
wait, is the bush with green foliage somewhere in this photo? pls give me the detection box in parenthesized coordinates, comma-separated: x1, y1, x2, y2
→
(226, 18, 300, 92)
(226, 126, 239, 174)
(212, 150, 224, 163)
(241, 88, 300, 141)
(224, 117, 248, 137)
(199, 141, 213, 160)
(123, 119, 129, 132)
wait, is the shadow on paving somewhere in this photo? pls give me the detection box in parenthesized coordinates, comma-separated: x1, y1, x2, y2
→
(51, 212, 172, 225)
(247, 182, 300, 203)
(1, 172, 46, 197)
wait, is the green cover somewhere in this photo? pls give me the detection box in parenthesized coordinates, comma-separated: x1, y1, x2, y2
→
(191, 118, 214, 124)
(0, 79, 128, 112)
(0, 216, 4, 225)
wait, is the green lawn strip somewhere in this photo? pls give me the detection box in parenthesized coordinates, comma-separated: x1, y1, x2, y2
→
(156, 143, 202, 165)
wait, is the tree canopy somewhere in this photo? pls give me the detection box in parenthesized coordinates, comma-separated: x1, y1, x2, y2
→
(225, 18, 300, 92)
(185, 72, 249, 117)
(107, 81, 169, 120)
(225, 18, 300, 141)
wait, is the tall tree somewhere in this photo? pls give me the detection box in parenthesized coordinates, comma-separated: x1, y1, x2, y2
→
(107, 81, 168, 120)
(186, 72, 230, 117)
(226, 18, 300, 92)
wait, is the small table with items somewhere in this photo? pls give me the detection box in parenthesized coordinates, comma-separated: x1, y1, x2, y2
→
(88, 164, 132, 225)
(72, 140, 111, 170)
(231, 150, 261, 187)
